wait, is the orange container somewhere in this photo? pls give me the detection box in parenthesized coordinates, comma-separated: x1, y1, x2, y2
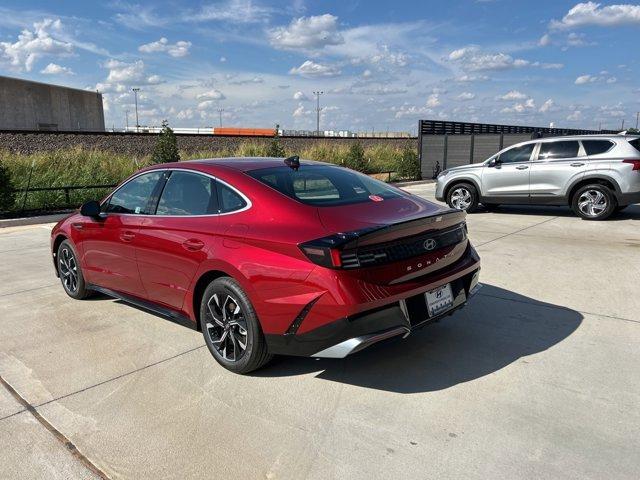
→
(214, 128, 275, 137)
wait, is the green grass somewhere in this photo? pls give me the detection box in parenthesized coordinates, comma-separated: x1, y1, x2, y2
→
(0, 142, 419, 214)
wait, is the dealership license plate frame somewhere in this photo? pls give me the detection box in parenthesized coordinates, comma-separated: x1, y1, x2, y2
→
(425, 283, 454, 317)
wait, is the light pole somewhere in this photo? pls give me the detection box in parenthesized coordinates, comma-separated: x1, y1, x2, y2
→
(313, 91, 323, 136)
(636, 112, 639, 130)
(217, 108, 224, 128)
(132, 88, 140, 133)
(125, 110, 129, 131)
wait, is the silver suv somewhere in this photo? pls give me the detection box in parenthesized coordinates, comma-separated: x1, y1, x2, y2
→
(435, 134, 640, 220)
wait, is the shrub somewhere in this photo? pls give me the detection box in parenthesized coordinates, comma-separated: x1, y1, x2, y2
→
(151, 120, 180, 164)
(0, 160, 15, 212)
(266, 137, 286, 157)
(343, 142, 369, 173)
(395, 147, 421, 180)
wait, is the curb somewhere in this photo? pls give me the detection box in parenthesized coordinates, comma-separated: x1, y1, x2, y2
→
(0, 212, 70, 228)
(392, 179, 435, 187)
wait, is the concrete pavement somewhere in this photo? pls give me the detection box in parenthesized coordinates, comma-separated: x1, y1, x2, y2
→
(1, 184, 639, 479)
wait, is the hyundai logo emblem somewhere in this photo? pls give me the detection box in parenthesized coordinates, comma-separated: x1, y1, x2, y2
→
(423, 239, 437, 251)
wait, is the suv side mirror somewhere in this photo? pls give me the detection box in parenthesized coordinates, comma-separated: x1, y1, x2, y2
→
(488, 158, 501, 168)
(80, 200, 102, 218)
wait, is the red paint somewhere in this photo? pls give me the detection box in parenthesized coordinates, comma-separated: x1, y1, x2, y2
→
(369, 194, 384, 202)
(51, 158, 480, 339)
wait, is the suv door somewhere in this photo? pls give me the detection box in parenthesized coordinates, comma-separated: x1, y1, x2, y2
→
(481, 142, 535, 201)
(135, 170, 221, 311)
(529, 140, 584, 200)
(76, 171, 164, 297)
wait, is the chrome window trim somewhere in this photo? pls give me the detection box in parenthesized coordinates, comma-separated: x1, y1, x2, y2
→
(100, 167, 252, 218)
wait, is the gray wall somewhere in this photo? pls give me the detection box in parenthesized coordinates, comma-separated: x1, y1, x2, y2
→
(0, 76, 105, 132)
(420, 133, 534, 179)
(0, 131, 416, 156)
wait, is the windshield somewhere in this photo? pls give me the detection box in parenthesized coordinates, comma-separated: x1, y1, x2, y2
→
(247, 165, 403, 206)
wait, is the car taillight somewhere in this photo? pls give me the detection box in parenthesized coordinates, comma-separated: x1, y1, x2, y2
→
(623, 159, 640, 171)
(300, 244, 343, 268)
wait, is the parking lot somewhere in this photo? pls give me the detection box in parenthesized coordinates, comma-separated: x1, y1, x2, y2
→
(1, 182, 639, 480)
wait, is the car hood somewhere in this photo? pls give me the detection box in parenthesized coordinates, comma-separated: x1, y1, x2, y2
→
(445, 162, 485, 173)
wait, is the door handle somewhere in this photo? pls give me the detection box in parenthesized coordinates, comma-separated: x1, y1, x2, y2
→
(71, 223, 84, 231)
(515, 165, 529, 170)
(183, 239, 205, 251)
(120, 231, 136, 242)
(570, 163, 585, 167)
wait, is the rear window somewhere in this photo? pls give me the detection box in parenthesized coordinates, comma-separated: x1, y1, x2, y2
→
(539, 141, 580, 160)
(248, 165, 402, 206)
(582, 140, 614, 156)
(629, 138, 640, 153)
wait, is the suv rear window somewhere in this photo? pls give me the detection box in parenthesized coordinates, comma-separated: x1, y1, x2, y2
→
(582, 140, 614, 156)
(629, 138, 640, 153)
(248, 165, 402, 206)
(539, 141, 580, 160)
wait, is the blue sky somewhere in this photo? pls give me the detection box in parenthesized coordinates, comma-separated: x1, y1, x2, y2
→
(1, 1, 638, 132)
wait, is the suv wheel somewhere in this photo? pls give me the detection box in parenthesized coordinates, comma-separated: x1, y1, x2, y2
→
(57, 240, 91, 299)
(201, 277, 272, 374)
(447, 183, 479, 213)
(571, 184, 616, 220)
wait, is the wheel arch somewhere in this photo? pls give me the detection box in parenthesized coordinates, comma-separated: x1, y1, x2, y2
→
(52, 233, 69, 276)
(443, 177, 482, 202)
(567, 176, 621, 205)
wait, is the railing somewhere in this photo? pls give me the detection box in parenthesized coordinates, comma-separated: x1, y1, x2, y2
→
(12, 184, 117, 213)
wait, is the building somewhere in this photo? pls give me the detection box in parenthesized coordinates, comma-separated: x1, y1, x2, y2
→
(0, 75, 105, 131)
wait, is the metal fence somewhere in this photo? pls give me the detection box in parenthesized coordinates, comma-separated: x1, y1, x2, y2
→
(418, 120, 619, 179)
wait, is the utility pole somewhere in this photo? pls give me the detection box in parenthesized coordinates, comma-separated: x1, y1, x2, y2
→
(313, 91, 323, 136)
(125, 110, 129, 131)
(217, 108, 224, 128)
(132, 88, 140, 133)
(636, 112, 639, 130)
(621, 119, 625, 131)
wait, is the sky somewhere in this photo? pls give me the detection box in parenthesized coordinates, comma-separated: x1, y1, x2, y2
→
(0, 1, 639, 133)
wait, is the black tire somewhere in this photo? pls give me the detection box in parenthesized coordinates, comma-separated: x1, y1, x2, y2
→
(200, 277, 272, 374)
(446, 182, 479, 213)
(571, 184, 617, 220)
(57, 240, 91, 299)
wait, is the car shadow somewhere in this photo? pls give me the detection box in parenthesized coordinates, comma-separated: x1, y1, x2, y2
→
(477, 203, 640, 220)
(252, 284, 583, 394)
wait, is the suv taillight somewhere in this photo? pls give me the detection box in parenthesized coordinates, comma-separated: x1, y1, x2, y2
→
(623, 159, 640, 171)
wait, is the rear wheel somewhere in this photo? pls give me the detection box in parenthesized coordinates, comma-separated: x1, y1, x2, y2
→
(200, 277, 272, 374)
(446, 183, 479, 213)
(57, 240, 91, 299)
(571, 184, 616, 220)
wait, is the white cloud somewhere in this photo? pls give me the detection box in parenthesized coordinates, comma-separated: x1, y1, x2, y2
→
(456, 92, 476, 101)
(0, 18, 73, 71)
(550, 2, 640, 29)
(426, 93, 441, 108)
(219, 56, 227, 62)
(289, 60, 341, 77)
(539, 99, 555, 113)
(293, 103, 312, 117)
(501, 98, 536, 113)
(453, 74, 489, 82)
(448, 46, 561, 72)
(188, 0, 272, 24)
(268, 14, 344, 51)
(567, 110, 582, 121)
(575, 73, 617, 84)
(293, 91, 309, 101)
(197, 100, 219, 110)
(538, 33, 551, 46)
(498, 90, 528, 100)
(139, 37, 191, 57)
(197, 89, 226, 100)
(104, 59, 162, 85)
(227, 76, 264, 85)
(40, 62, 74, 75)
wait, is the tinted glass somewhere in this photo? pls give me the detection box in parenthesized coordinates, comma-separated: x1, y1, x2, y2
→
(157, 171, 218, 215)
(248, 165, 402, 206)
(539, 141, 580, 160)
(105, 172, 162, 214)
(498, 144, 534, 164)
(582, 140, 614, 156)
(629, 138, 640, 153)
(217, 182, 247, 213)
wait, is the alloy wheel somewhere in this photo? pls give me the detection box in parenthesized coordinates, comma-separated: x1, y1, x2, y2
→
(205, 293, 248, 362)
(450, 187, 472, 210)
(59, 247, 79, 293)
(577, 189, 608, 218)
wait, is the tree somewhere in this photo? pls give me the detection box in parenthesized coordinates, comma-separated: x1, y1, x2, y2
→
(396, 146, 421, 180)
(343, 142, 368, 173)
(151, 120, 180, 164)
(266, 124, 286, 157)
(0, 160, 15, 213)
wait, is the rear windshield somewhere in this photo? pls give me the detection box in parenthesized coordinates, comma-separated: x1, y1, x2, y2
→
(247, 165, 402, 206)
(629, 138, 640, 153)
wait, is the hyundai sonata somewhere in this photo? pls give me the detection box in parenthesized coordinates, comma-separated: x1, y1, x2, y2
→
(51, 157, 481, 373)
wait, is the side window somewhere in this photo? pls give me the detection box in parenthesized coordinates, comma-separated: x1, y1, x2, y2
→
(217, 181, 248, 213)
(156, 171, 218, 216)
(105, 171, 162, 214)
(539, 141, 580, 160)
(582, 140, 614, 156)
(498, 144, 535, 164)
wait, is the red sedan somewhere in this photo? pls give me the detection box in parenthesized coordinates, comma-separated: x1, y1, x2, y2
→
(51, 157, 481, 373)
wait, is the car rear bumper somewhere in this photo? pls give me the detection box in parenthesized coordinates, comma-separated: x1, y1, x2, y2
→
(264, 267, 481, 358)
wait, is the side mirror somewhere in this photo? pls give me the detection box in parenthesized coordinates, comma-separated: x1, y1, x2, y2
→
(80, 200, 102, 218)
(488, 158, 501, 168)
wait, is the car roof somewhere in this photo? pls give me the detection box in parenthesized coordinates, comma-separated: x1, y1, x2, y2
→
(178, 157, 328, 172)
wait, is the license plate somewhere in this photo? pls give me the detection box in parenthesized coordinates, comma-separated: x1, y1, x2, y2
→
(425, 283, 454, 317)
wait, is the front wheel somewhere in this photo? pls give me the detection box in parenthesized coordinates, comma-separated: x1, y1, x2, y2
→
(571, 184, 616, 220)
(200, 277, 272, 374)
(57, 240, 91, 299)
(446, 183, 479, 213)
